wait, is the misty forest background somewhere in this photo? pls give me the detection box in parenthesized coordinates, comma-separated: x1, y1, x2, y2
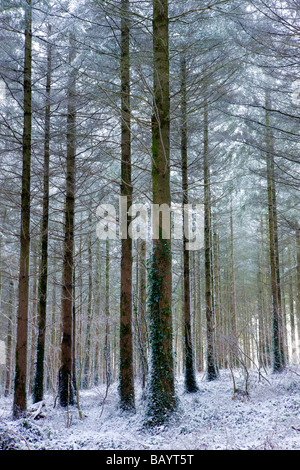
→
(0, 0, 299, 427)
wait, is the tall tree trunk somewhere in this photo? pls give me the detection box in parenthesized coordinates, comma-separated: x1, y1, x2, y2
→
(146, 0, 176, 425)
(32, 25, 52, 403)
(119, 0, 135, 412)
(59, 34, 76, 407)
(265, 97, 285, 372)
(13, 0, 32, 419)
(203, 105, 218, 381)
(181, 57, 198, 393)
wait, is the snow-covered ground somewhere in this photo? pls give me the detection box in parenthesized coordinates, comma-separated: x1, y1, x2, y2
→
(1, 366, 300, 450)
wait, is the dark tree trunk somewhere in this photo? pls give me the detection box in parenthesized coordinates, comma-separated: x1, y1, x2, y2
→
(181, 57, 198, 393)
(32, 24, 52, 404)
(203, 105, 218, 381)
(146, 0, 177, 426)
(265, 97, 285, 373)
(13, 0, 32, 419)
(119, 0, 135, 413)
(59, 35, 76, 407)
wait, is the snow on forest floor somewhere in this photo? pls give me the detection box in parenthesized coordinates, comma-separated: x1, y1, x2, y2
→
(1, 366, 300, 450)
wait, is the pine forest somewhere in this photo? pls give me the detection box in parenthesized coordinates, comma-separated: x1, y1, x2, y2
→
(0, 0, 299, 452)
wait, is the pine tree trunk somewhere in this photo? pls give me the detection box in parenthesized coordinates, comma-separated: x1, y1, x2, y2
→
(230, 202, 238, 366)
(265, 97, 285, 372)
(83, 215, 93, 389)
(258, 218, 267, 368)
(29, 249, 38, 395)
(296, 228, 300, 358)
(203, 105, 218, 381)
(289, 248, 296, 362)
(146, 0, 176, 425)
(213, 215, 221, 368)
(72, 265, 77, 392)
(5, 281, 14, 397)
(104, 239, 111, 388)
(119, 0, 135, 412)
(32, 26, 52, 403)
(59, 35, 76, 407)
(139, 240, 148, 389)
(196, 251, 203, 371)
(13, 0, 32, 419)
(181, 57, 198, 393)
(93, 240, 101, 385)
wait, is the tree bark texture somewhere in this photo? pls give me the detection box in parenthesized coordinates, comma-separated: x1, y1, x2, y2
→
(13, 0, 32, 419)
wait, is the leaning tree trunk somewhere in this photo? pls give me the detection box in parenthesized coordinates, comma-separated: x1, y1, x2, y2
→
(59, 35, 76, 407)
(32, 25, 52, 403)
(119, 0, 135, 413)
(203, 104, 218, 381)
(181, 56, 198, 393)
(13, 0, 32, 419)
(145, 0, 177, 426)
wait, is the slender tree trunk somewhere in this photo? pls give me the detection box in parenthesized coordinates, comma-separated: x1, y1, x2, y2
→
(181, 57, 198, 393)
(13, 0, 32, 419)
(146, 0, 176, 425)
(29, 249, 38, 395)
(119, 0, 135, 412)
(196, 251, 203, 371)
(94, 240, 101, 385)
(59, 35, 76, 407)
(289, 248, 296, 362)
(104, 239, 111, 388)
(49, 244, 58, 388)
(139, 240, 148, 389)
(230, 201, 238, 366)
(203, 105, 218, 381)
(296, 228, 300, 358)
(213, 215, 221, 369)
(83, 215, 93, 389)
(258, 218, 267, 368)
(265, 97, 285, 372)
(32, 26, 52, 403)
(5, 281, 14, 397)
(72, 264, 77, 391)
